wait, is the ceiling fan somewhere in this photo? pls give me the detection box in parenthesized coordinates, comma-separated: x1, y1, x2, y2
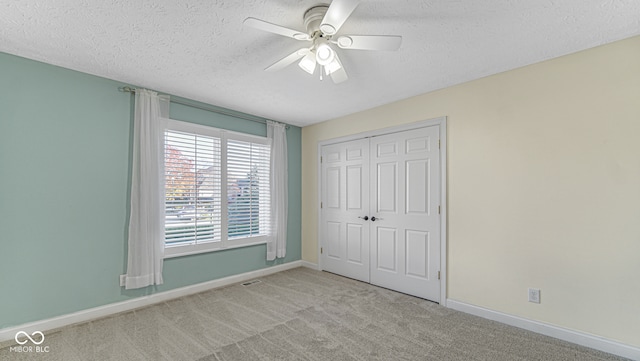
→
(244, 0, 402, 84)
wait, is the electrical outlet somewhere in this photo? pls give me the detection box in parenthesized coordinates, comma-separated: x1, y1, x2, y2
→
(528, 288, 541, 303)
(120, 274, 126, 287)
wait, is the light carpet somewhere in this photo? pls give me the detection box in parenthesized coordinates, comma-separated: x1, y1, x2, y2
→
(0, 267, 629, 360)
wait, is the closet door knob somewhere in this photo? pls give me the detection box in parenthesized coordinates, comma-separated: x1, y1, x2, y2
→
(371, 216, 376, 222)
(358, 216, 369, 221)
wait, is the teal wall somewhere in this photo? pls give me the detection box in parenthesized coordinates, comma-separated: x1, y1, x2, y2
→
(0, 52, 302, 328)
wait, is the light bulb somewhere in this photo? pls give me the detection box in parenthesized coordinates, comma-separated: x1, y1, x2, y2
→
(316, 43, 335, 66)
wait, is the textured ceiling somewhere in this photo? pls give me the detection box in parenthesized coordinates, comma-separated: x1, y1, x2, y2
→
(1, 1, 639, 126)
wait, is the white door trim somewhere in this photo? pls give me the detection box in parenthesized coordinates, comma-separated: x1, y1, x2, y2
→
(317, 117, 448, 305)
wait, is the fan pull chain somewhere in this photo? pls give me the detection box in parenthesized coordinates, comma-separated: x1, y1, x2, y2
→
(320, 65, 324, 81)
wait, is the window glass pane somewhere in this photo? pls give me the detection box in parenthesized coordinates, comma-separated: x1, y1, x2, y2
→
(165, 130, 222, 246)
(227, 139, 270, 239)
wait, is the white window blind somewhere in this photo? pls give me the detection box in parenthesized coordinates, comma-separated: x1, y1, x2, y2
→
(165, 129, 222, 247)
(227, 139, 271, 239)
(163, 120, 271, 258)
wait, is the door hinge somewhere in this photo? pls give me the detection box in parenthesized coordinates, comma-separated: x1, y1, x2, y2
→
(320, 247, 323, 254)
(321, 202, 323, 209)
(321, 156, 323, 163)
(438, 139, 441, 149)
(438, 205, 441, 214)
(438, 271, 441, 280)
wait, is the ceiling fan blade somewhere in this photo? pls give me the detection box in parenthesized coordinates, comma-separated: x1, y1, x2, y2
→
(265, 49, 310, 72)
(320, 0, 360, 35)
(329, 53, 348, 84)
(244, 17, 310, 41)
(336, 35, 402, 51)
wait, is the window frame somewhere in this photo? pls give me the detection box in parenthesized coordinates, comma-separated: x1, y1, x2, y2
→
(162, 118, 270, 259)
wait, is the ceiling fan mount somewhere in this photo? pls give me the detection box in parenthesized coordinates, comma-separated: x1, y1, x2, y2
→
(303, 5, 329, 37)
(244, 0, 402, 84)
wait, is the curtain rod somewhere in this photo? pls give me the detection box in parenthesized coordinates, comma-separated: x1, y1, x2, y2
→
(118, 86, 289, 129)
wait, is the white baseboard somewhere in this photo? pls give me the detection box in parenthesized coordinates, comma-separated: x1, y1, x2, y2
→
(447, 299, 639, 360)
(300, 260, 319, 270)
(0, 261, 303, 344)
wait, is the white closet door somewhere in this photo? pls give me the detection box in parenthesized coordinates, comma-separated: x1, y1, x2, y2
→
(320, 139, 370, 283)
(320, 125, 441, 302)
(369, 126, 441, 301)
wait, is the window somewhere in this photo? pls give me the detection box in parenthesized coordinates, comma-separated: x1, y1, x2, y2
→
(163, 119, 270, 258)
(226, 138, 271, 239)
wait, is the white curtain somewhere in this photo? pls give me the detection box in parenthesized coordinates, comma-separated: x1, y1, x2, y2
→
(124, 89, 170, 289)
(267, 121, 288, 261)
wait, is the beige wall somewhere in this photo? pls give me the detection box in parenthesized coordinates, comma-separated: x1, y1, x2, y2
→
(301, 36, 640, 347)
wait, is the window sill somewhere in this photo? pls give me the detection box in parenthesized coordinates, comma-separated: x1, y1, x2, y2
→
(164, 237, 268, 259)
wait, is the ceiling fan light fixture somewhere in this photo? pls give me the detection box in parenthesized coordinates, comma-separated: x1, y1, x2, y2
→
(298, 51, 317, 74)
(316, 43, 335, 66)
(324, 58, 342, 75)
(245, 0, 402, 84)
